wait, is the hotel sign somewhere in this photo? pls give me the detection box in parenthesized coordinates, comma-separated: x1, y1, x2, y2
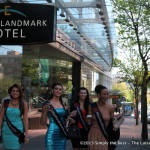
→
(0, 3, 57, 45)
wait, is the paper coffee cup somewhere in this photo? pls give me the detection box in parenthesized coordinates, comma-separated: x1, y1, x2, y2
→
(86, 115, 92, 118)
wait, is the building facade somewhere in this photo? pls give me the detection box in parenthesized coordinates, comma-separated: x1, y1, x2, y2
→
(0, 0, 117, 106)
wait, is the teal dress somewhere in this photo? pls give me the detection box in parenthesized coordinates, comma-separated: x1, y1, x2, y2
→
(46, 108, 67, 150)
(2, 107, 24, 150)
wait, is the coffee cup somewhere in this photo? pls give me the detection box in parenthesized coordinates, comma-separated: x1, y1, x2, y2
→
(86, 115, 92, 125)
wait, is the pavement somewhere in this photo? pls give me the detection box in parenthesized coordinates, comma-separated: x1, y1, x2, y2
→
(0, 115, 150, 150)
(115, 116, 150, 150)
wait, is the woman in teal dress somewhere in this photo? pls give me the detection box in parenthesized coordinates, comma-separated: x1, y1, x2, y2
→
(40, 83, 68, 150)
(0, 84, 29, 150)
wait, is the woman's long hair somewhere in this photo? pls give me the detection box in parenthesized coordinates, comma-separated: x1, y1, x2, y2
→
(75, 87, 90, 113)
(49, 83, 65, 108)
(8, 84, 24, 116)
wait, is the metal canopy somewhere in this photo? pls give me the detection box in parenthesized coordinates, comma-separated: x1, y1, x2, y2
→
(0, 0, 117, 71)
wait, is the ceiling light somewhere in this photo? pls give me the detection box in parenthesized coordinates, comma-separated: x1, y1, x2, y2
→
(73, 26, 77, 30)
(103, 22, 107, 25)
(60, 9, 65, 17)
(101, 17, 105, 21)
(69, 23, 73, 26)
(96, 4, 101, 8)
(99, 11, 104, 16)
(65, 15, 70, 22)
(104, 26, 108, 30)
(105, 29, 109, 33)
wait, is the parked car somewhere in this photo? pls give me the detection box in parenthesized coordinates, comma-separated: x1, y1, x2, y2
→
(147, 113, 150, 124)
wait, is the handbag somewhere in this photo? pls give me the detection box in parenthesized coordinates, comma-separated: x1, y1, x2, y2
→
(107, 119, 120, 142)
(113, 113, 124, 131)
(66, 121, 81, 139)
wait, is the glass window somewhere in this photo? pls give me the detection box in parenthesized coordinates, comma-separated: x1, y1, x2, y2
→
(0, 45, 23, 101)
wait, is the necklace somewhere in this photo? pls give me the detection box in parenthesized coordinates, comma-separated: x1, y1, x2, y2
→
(11, 101, 19, 106)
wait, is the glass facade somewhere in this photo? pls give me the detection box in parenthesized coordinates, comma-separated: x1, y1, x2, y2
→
(81, 63, 99, 91)
(0, 45, 23, 100)
(0, 0, 116, 106)
(0, 44, 73, 106)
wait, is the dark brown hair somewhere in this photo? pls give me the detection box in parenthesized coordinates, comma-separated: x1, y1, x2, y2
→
(49, 83, 64, 108)
(8, 84, 24, 116)
(95, 85, 107, 95)
(75, 87, 90, 113)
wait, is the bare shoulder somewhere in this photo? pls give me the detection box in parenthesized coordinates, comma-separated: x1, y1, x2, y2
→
(106, 103, 115, 111)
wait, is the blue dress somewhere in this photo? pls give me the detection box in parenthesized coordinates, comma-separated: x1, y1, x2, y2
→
(46, 108, 67, 150)
(2, 107, 24, 149)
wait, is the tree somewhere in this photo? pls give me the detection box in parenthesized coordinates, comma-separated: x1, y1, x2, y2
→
(111, 0, 150, 140)
(113, 55, 143, 126)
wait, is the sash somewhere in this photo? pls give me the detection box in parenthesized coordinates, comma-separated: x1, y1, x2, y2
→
(74, 103, 88, 132)
(44, 102, 68, 137)
(90, 102, 110, 142)
(4, 100, 25, 143)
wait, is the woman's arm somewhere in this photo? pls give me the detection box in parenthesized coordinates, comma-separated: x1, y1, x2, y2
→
(86, 104, 93, 125)
(40, 104, 48, 126)
(110, 105, 115, 119)
(87, 104, 92, 115)
(22, 102, 29, 143)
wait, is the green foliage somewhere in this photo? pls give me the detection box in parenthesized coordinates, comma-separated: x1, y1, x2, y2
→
(111, 0, 149, 89)
(111, 0, 149, 140)
(112, 0, 150, 59)
(21, 60, 39, 80)
(112, 82, 134, 102)
(0, 77, 20, 102)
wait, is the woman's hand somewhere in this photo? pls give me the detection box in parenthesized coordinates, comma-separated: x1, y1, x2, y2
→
(24, 136, 29, 143)
(69, 110, 77, 117)
(86, 115, 92, 125)
(66, 117, 75, 126)
(68, 118, 75, 124)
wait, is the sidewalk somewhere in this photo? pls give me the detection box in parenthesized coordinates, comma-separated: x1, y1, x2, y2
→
(0, 129, 73, 150)
(0, 116, 149, 150)
(115, 116, 150, 150)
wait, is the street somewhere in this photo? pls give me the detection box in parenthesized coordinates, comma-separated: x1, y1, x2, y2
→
(0, 116, 150, 150)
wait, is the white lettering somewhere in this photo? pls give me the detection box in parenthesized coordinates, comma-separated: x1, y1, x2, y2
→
(30, 20, 36, 26)
(0, 29, 26, 38)
(37, 20, 41, 26)
(17, 20, 22, 26)
(42, 20, 47, 26)
(0, 20, 48, 27)
(13, 29, 18, 38)
(0, 21, 4, 26)
(20, 29, 26, 38)
(5, 29, 11, 37)
(5, 21, 10, 26)
(23, 20, 30, 26)
(11, 20, 16, 26)
(0, 29, 3, 37)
